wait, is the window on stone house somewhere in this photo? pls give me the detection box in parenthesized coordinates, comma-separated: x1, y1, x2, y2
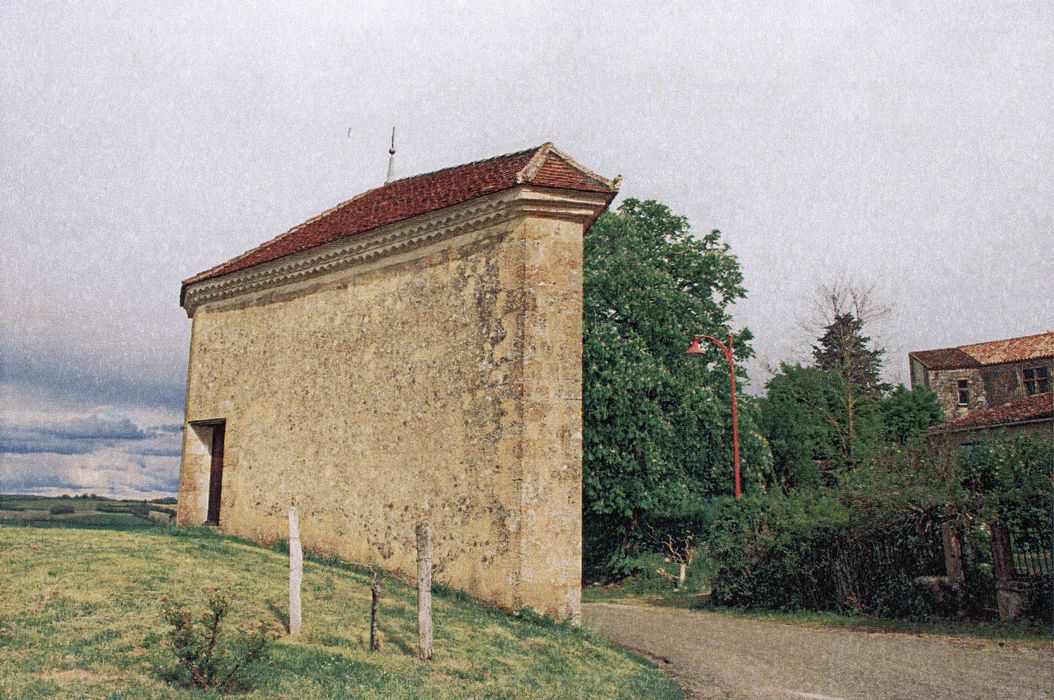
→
(1023, 366, 1051, 396)
(956, 379, 969, 406)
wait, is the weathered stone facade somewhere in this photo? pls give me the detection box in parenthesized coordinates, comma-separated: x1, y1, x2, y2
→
(918, 365, 987, 419)
(177, 172, 614, 622)
(910, 357, 1052, 420)
(910, 333, 1053, 443)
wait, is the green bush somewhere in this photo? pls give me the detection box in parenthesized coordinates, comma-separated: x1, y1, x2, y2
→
(618, 553, 686, 594)
(160, 589, 274, 693)
(706, 491, 944, 618)
(1030, 576, 1053, 624)
(961, 435, 1053, 550)
(706, 435, 1053, 622)
(48, 504, 75, 515)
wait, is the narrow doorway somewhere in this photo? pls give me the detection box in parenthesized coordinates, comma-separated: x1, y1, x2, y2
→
(206, 422, 226, 525)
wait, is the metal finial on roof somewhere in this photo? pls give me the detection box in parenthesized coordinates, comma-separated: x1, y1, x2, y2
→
(385, 127, 396, 185)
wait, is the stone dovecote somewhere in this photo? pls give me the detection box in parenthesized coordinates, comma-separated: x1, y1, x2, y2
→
(176, 144, 618, 622)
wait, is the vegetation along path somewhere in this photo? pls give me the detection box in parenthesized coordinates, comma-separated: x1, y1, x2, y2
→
(584, 602, 1052, 700)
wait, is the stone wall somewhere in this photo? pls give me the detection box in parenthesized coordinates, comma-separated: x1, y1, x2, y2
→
(927, 367, 986, 419)
(925, 359, 1053, 419)
(177, 187, 604, 621)
(981, 360, 1053, 407)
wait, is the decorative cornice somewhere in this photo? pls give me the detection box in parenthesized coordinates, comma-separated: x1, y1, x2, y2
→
(181, 186, 611, 317)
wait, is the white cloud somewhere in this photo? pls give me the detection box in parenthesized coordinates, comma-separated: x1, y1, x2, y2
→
(1, 449, 179, 499)
(0, 398, 182, 497)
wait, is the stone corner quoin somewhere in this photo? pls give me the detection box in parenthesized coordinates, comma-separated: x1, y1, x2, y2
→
(175, 145, 619, 622)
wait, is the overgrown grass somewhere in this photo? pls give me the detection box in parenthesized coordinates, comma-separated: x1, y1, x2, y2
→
(583, 587, 1053, 645)
(0, 523, 682, 699)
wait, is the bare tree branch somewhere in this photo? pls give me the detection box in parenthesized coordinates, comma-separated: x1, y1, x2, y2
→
(798, 275, 893, 349)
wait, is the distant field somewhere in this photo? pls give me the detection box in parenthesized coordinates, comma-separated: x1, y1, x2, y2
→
(0, 494, 175, 529)
(0, 515, 681, 699)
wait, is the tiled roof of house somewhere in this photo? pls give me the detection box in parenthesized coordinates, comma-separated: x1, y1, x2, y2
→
(958, 332, 1054, 365)
(910, 332, 1054, 370)
(182, 143, 618, 292)
(939, 392, 1053, 432)
(909, 347, 981, 370)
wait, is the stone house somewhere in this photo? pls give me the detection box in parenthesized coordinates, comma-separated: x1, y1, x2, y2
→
(176, 144, 619, 621)
(909, 331, 1053, 441)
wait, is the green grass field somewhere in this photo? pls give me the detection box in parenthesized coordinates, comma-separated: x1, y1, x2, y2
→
(0, 513, 681, 699)
(0, 494, 174, 530)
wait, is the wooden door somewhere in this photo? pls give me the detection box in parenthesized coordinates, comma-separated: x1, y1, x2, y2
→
(206, 423, 226, 525)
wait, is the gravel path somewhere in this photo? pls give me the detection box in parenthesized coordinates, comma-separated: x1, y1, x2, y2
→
(583, 602, 1053, 700)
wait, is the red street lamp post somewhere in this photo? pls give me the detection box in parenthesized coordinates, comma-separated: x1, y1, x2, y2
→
(686, 333, 742, 498)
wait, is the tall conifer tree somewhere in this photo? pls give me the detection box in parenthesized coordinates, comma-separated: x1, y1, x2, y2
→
(812, 312, 889, 396)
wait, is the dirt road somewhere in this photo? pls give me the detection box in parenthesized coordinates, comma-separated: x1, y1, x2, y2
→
(583, 602, 1053, 700)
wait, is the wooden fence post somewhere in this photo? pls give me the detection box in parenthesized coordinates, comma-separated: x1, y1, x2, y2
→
(990, 520, 1025, 621)
(369, 568, 382, 651)
(289, 507, 303, 636)
(940, 521, 964, 611)
(416, 522, 433, 660)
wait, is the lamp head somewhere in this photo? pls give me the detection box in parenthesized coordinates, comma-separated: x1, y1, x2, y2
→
(686, 335, 707, 356)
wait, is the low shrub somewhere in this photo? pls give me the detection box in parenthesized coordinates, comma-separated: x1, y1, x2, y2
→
(706, 491, 944, 619)
(48, 504, 75, 515)
(160, 589, 274, 693)
(616, 553, 683, 594)
(1029, 576, 1053, 624)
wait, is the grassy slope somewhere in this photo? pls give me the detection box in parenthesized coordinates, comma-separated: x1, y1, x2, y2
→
(0, 525, 682, 699)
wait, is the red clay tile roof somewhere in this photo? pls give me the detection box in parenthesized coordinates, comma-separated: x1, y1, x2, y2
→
(182, 143, 618, 295)
(940, 392, 1053, 432)
(909, 347, 981, 370)
(959, 332, 1054, 365)
(910, 332, 1054, 370)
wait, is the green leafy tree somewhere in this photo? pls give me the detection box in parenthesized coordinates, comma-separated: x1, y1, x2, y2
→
(880, 385, 944, 445)
(760, 364, 842, 489)
(961, 435, 1053, 548)
(760, 362, 885, 488)
(583, 198, 772, 575)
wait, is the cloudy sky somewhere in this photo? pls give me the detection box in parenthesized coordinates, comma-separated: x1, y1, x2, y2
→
(2, 2, 1051, 498)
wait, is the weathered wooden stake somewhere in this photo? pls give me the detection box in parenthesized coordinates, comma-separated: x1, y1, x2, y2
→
(289, 507, 303, 636)
(416, 521, 433, 661)
(941, 522, 964, 588)
(369, 569, 382, 651)
(990, 520, 1025, 621)
(940, 521, 964, 612)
